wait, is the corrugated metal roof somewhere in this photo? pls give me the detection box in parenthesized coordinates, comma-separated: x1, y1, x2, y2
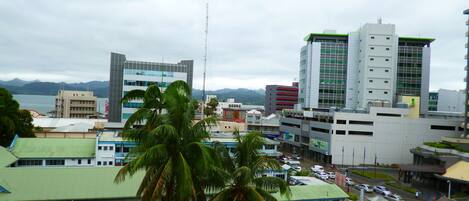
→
(442, 161, 469, 182)
(272, 183, 348, 200)
(11, 138, 96, 158)
(0, 167, 143, 201)
(0, 146, 17, 167)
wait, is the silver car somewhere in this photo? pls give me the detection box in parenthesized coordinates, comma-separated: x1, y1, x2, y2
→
(373, 185, 391, 195)
(354, 184, 373, 193)
(385, 193, 403, 201)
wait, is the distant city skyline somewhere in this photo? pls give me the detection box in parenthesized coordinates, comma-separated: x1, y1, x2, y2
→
(0, 0, 467, 90)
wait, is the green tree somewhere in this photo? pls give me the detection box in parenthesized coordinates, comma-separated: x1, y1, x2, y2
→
(204, 98, 219, 117)
(115, 81, 224, 201)
(211, 131, 291, 201)
(0, 88, 34, 147)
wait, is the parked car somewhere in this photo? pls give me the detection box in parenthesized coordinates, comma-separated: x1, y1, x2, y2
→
(327, 172, 336, 179)
(286, 160, 300, 166)
(345, 177, 354, 186)
(385, 193, 403, 201)
(373, 185, 391, 196)
(291, 165, 302, 172)
(310, 165, 324, 173)
(354, 184, 373, 193)
(314, 171, 329, 180)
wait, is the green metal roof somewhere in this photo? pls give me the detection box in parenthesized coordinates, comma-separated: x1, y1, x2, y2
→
(272, 184, 349, 201)
(304, 33, 348, 41)
(11, 138, 96, 158)
(0, 146, 16, 167)
(399, 36, 435, 42)
(0, 167, 144, 201)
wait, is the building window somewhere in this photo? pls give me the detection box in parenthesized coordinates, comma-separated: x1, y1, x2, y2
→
(377, 113, 401, 117)
(104, 146, 108, 151)
(336, 130, 346, 135)
(78, 159, 81, 165)
(264, 144, 276, 150)
(17, 159, 43, 166)
(45, 159, 65, 166)
(110, 146, 114, 151)
(294, 135, 300, 142)
(384, 91, 388, 94)
(371, 36, 375, 39)
(116, 147, 122, 152)
(109, 161, 113, 166)
(369, 69, 373, 72)
(368, 91, 372, 94)
(386, 37, 390, 40)
(384, 80, 389, 83)
(386, 48, 390, 50)
(370, 47, 374, 50)
(385, 69, 389, 73)
(97, 161, 102, 166)
(336, 119, 346, 124)
(103, 161, 108, 166)
(87, 159, 91, 164)
(430, 125, 455, 131)
(370, 58, 374, 61)
(311, 127, 330, 133)
(123, 147, 130, 153)
(385, 59, 389, 61)
(349, 120, 374, 126)
(369, 80, 373, 83)
(98, 146, 102, 150)
(349, 131, 373, 136)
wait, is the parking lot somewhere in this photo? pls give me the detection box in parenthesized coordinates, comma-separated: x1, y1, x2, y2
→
(280, 153, 425, 201)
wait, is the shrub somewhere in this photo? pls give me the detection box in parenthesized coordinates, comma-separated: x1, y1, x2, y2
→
(348, 193, 358, 201)
(351, 170, 393, 181)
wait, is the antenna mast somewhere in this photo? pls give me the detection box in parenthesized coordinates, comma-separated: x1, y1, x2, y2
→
(201, 2, 209, 118)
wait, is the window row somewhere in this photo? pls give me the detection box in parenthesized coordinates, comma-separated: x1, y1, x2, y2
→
(98, 145, 114, 151)
(124, 80, 170, 87)
(335, 130, 373, 136)
(97, 161, 113, 166)
(124, 69, 175, 77)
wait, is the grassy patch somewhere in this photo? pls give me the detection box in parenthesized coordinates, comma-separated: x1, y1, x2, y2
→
(351, 170, 394, 181)
(348, 193, 358, 201)
(424, 142, 469, 153)
(294, 170, 310, 176)
(385, 181, 417, 194)
(452, 192, 468, 198)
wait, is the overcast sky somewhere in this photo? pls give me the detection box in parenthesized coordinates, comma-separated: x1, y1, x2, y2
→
(0, 0, 468, 90)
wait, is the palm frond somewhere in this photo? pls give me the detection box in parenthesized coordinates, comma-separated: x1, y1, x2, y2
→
(121, 89, 146, 103)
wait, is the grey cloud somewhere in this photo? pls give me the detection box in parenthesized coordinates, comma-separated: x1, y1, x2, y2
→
(0, 0, 467, 90)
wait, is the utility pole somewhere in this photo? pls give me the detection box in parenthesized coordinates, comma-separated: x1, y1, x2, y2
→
(352, 148, 355, 167)
(341, 146, 344, 169)
(374, 153, 377, 178)
(201, 2, 209, 119)
(362, 147, 366, 175)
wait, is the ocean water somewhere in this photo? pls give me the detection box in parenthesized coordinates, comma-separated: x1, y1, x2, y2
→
(13, 94, 107, 115)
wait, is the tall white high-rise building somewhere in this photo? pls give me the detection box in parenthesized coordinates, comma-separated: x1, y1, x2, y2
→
(299, 21, 432, 112)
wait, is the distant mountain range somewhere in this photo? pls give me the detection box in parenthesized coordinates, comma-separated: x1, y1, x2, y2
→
(0, 79, 265, 105)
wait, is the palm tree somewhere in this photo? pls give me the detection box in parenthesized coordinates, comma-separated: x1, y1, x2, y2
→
(210, 131, 291, 201)
(115, 81, 224, 201)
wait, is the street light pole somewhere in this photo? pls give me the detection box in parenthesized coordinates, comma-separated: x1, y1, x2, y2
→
(447, 180, 452, 199)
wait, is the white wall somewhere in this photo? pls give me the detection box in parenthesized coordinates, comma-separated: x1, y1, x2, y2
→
(330, 108, 460, 165)
(437, 89, 465, 113)
(96, 143, 116, 166)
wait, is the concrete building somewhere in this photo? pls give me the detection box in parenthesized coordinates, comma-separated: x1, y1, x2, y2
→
(265, 82, 299, 115)
(279, 105, 462, 165)
(428, 89, 465, 113)
(299, 21, 433, 114)
(246, 110, 280, 139)
(108, 52, 193, 122)
(55, 90, 97, 118)
(8, 136, 96, 167)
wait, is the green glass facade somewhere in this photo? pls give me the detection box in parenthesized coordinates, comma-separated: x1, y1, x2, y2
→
(396, 40, 429, 97)
(315, 38, 348, 108)
(428, 92, 438, 111)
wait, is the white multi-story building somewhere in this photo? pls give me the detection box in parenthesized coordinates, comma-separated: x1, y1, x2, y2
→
(299, 21, 432, 113)
(280, 105, 462, 165)
(429, 89, 466, 113)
